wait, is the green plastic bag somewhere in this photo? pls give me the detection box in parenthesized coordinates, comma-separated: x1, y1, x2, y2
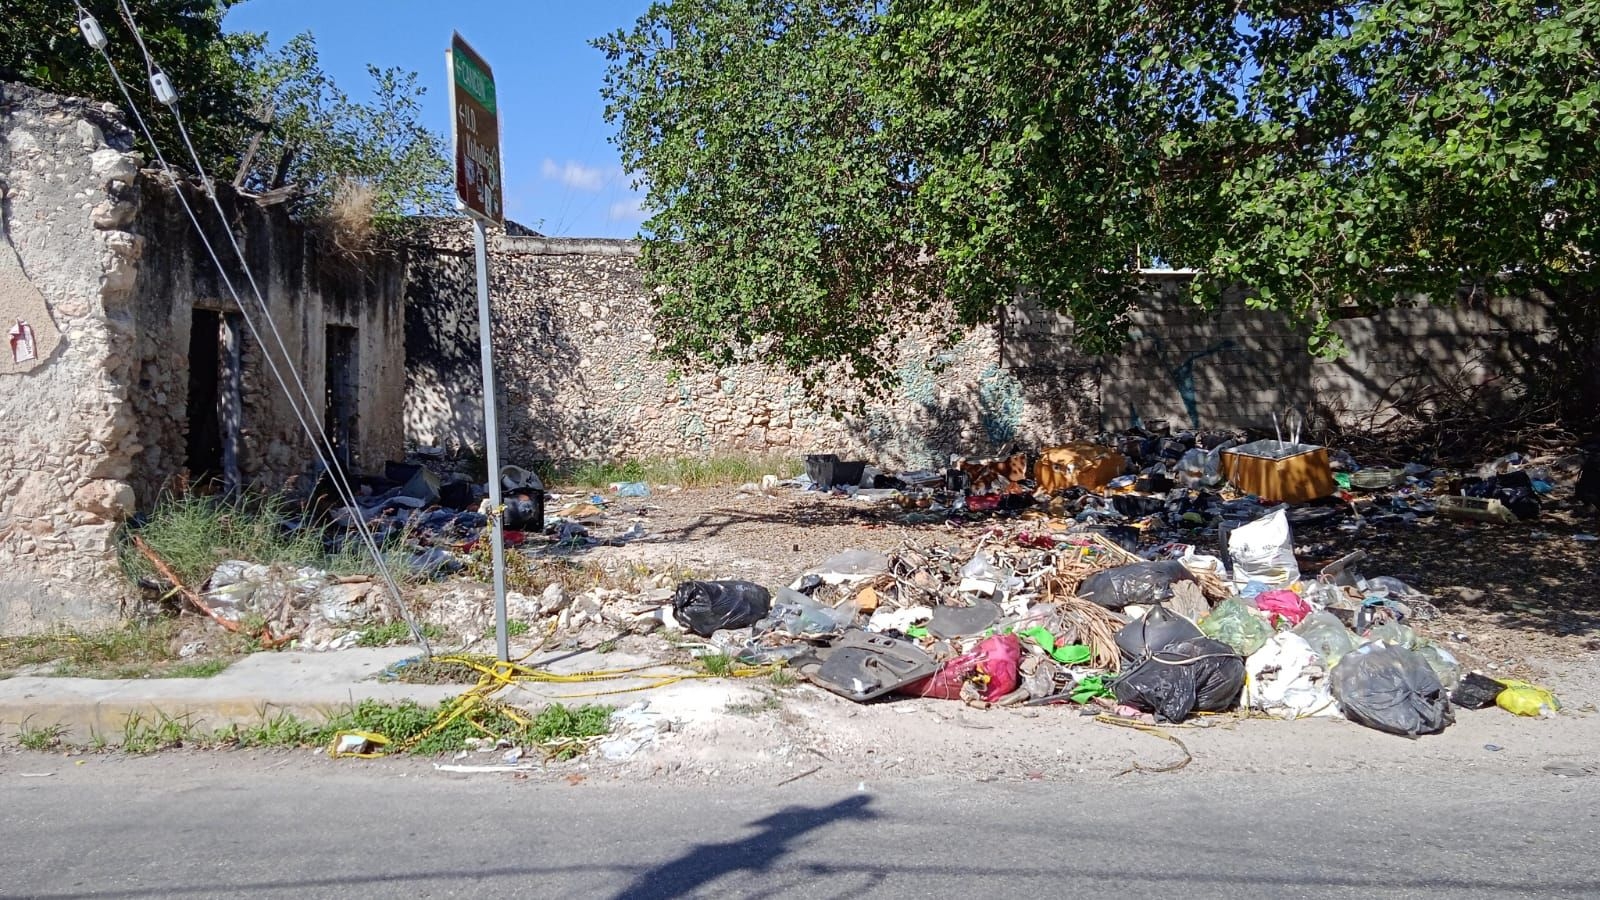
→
(1017, 626, 1093, 665)
(1071, 674, 1114, 703)
(1199, 598, 1273, 656)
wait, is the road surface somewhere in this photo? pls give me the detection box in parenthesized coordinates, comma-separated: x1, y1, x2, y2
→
(1, 758, 1596, 898)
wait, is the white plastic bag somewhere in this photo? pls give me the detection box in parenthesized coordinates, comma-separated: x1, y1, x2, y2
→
(1244, 632, 1339, 719)
(1228, 508, 1300, 591)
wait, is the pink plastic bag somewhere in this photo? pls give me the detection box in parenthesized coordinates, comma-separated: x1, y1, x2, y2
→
(1256, 590, 1311, 626)
(899, 633, 1022, 702)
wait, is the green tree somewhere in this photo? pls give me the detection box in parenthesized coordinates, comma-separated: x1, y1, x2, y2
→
(599, 0, 1600, 393)
(0, 0, 257, 170)
(1, 3, 451, 229)
(238, 32, 454, 224)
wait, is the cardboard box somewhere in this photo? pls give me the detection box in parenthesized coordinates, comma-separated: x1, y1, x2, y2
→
(959, 453, 1031, 491)
(1219, 440, 1335, 504)
(1034, 443, 1127, 493)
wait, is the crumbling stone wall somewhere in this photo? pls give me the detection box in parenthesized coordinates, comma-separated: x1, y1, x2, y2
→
(404, 228, 1048, 468)
(0, 82, 408, 632)
(127, 183, 407, 503)
(0, 83, 145, 629)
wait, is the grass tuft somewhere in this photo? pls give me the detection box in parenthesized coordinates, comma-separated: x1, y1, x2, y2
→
(551, 454, 800, 490)
(14, 718, 68, 751)
(120, 493, 417, 590)
(356, 622, 442, 648)
(697, 653, 735, 676)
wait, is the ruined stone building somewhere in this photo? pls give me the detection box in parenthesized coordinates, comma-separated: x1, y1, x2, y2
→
(0, 83, 406, 630)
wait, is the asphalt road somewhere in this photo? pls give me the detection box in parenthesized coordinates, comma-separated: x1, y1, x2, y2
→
(2, 763, 1597, 899)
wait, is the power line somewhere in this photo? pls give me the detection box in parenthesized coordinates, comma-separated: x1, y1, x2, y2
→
(75, 2, 429, 653)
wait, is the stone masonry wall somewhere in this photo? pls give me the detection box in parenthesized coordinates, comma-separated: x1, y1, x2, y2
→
(0, 82, 409, 632)
(0, 83, 145, 630)
(407, 234, 1556, 463)
(404, 228, 1057, 469)
(127, 183, 407, 504)
(1009, 276, 1556, 434)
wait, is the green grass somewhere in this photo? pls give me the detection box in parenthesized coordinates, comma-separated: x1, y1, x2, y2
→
(0, 623, 243, 680)
(120, 711, 201, 753)
(550, 454, 801, 490)
(317, 698, 612, 759)
(20, 697, 614, 759)
(697, 653, 735, 676)
(769, 666, 797, 688)
(506, 620, 531, 637)
(163, 659, 231, 679)
(14, 718, 67, 751)
(120, 493, 417, 589)
(356, 622, 442, 647)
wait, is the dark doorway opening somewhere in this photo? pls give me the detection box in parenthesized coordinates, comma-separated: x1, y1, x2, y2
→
(185, 308, 224, 484)
(325, 325, 359, 477)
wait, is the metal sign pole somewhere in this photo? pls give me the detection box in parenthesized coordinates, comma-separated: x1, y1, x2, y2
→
(449, 33, 509, 662)
(472, 216, 508, 663)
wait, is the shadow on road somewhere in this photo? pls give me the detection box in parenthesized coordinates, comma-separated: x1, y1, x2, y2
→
(612, 794, 879, 900)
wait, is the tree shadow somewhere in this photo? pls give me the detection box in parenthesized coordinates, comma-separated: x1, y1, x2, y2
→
(610, 795, 877, 900)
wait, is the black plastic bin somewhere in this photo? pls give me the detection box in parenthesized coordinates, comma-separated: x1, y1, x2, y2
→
(805, 454, 867, 490)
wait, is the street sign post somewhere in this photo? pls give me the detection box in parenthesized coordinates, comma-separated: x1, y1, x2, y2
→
(449, 33, 503, 224)
(447, 32, 509, 662)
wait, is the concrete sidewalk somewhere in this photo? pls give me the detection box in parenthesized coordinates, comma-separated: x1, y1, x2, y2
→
(0, 646, 765, 741)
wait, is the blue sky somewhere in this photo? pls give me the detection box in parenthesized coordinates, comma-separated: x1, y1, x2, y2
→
(225, 1, 653, 238)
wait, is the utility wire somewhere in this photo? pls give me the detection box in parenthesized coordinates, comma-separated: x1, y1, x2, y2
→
(75, 2, 429, 653)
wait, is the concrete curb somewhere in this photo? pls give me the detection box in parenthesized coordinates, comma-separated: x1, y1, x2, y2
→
(0, 648, 457, 740)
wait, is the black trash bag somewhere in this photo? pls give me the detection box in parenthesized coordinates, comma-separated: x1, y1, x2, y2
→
(1115, 604, 1204, 661)
(1112, 637, 1243, 723)
(671, 580, 772, 637)
(1330, 643, 1454, 737)
(1077, 560, 1199, 610)
(1450, 671, 1505, 710)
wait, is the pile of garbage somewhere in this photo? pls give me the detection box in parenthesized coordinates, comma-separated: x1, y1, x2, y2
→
(650, 508, 1560, 738)
(797, 429, 1597, 540)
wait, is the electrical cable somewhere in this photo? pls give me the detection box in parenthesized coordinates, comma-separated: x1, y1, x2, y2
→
(110, 0, 419, 642)
(73, 2, 429, 653)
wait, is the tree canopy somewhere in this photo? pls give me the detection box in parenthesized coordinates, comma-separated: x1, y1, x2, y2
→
(2, 1, 451, 225)
(598, 0, 1600, 386)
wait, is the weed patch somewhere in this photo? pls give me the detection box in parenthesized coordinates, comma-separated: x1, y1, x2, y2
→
(163, 659, 231, 679)
(0, 622, 182, 679)
(697, 653, 735, 676)
(551, 454, 800, 490)
(120, 493, 416, 590)
(356, 622, 442, 647)
(14, 719, 67, 751)
(120, 711, 202, 753)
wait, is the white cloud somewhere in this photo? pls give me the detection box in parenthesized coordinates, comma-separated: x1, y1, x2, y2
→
(609, 196, 647, 222)
(540, 158, 606, 191)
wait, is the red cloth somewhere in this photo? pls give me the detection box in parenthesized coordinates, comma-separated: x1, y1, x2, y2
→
(1256, 590, 1311, 625)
